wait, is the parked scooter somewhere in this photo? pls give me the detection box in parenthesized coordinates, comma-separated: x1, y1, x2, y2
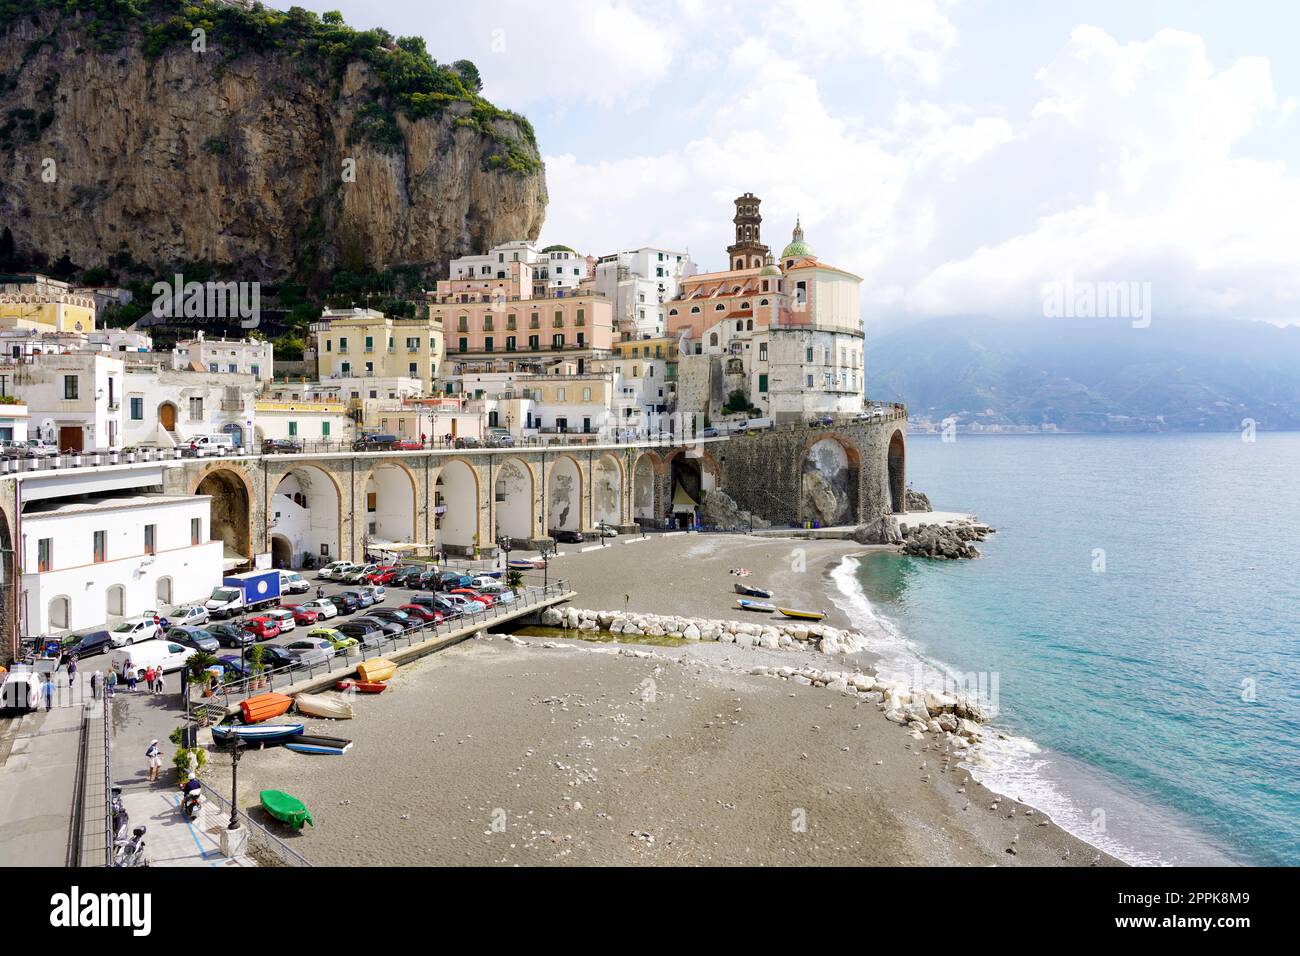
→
(180, 778, 202, 821)
(110, 786, 129, 844)
(113, 825, 147, 867)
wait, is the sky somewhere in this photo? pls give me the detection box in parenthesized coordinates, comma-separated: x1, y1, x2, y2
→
(298, 0, 1300, 330)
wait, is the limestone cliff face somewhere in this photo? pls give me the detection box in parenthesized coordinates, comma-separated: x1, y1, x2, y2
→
(0, 15, 547, 279)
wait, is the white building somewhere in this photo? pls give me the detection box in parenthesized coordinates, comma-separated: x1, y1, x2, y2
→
(0, 400, 29, 443)
(8, 352, 126, 452)
(445, 240, 589, 301)
(20, 493, 224, 633)
(120, 360, 259, 449)
(255, 399, 353, 447)
(172, 332, 272, 381)
(594, 247, 696, 338)
(0, 327, 152, 361)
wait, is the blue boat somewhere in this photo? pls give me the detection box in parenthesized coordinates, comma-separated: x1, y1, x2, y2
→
(736, 599, 777, 613)
(211, 722, 304, 744)
(283, 734, 353, 756)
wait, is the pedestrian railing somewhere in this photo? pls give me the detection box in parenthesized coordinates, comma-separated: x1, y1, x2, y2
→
(197, 781, 312, 868)
(102, 693, 112, 868)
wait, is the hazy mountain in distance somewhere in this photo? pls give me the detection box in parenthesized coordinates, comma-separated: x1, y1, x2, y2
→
(865, 315, 1300, 431)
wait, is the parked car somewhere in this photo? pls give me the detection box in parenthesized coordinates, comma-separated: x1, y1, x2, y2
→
(469, 575, 502, 590)
(61, 629, 113, 659)
(453, 436, 481, 449)
(342, 564, 377, 584)
(551, 529, 583, 544)
(476, 583, 517, 605)
(391, 439, 422, 451)
(279, 604, 321, 626)
(109, 617, 160, 647)
(450, 588, 494, 608)
(283, 637, 335, 667)
(158, 605, 210, 629)
(165, 626, 220, 654)
(409, 593, 460, 619)
(261, 608, 297, 633)
(2, 439, 59, 459)
(399, 604, 443, 625)
(316, 561, 352, 581)
(364, 566, 399, 585)
(486, 430, 514, 447)
(110, 641, 194, 680)
(278, 570, 310, 594)
(306, 627, 358, 652)
(353, 615, 404, 638)
(262, 438, 302, 454)
(441, 593, 483, 614)
(352, 434, 398, 451)
(700, 426, 719, 438)
(437, 571, 473, 589)
(206, 623, 256, 648)
(389, 567, 426, 588)
(369, 608, 421, 631)
(341, 588, 375, 609)
(359, 585, 386, 604)
(217, 655, 256, 682)
(254, 645, 298, 671)
(299, 598, 339, 620)
(810, 415, 835, 427)
(243, 617, 282, 641)
(333, 621, 384, 648)
(326, 594, 358, 616)
(595, 522, 619, 538)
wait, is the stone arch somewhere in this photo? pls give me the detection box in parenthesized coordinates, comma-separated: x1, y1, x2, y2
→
(270, 465, 342, 566)
(493, 457, 535, 544)
(593, 453, 623, 527)
(888, 429, 906, 514)
(106, 584, 125, 617)
(191, 465, 254, 566)
(547, 454, 583, 533)
(48, 595, 70, 631)
(271, 534, 294, 569)
(155, 576, 173, 606)
(799, 434, 862, 527)
(632, 451, 661, 521)
(363, 461, 418, 552)
(434, 458, 480, 553)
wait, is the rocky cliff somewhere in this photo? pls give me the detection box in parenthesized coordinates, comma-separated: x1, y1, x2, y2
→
(0, 2, 547, 281)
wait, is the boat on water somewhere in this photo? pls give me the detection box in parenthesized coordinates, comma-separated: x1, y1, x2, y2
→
(777, 607, 826, 621)
(295, 692, 355, 719)
(282, 734, 353, 756)
(240, 692, 293, 724)
(356, 658, 396, 683)
(260, 789, 315, 828)
(733, 582, 773, 599)
(736, 599, 777, 613)
(336, 679, 388, 694)
(211, 722, 304, 744)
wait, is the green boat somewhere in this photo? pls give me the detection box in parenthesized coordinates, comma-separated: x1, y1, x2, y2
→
(260, 789, 314, 830)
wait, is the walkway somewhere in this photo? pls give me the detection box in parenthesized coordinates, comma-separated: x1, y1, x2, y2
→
(116, 785, 254, 867)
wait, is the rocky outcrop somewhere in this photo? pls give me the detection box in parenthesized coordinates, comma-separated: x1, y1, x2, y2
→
(852, 514, 903, 545)
(898, 518, 994, 560)
(905, 489, 932, 512)
(699, 489, 769, 532)
(0, 9, 546, 280)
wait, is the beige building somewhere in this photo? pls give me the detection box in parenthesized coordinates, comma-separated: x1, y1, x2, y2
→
(0, 274, 96, 333)
(315, 308, 443, 392)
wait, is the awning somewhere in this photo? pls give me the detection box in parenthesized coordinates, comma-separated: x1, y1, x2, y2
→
(671, 482, 698, 513)
(221, 546, 248, 571)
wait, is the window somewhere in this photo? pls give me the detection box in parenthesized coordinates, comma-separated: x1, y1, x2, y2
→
(759, 342, 768, 361)
(322, 421, 331, 437)
(483, 315, 494, 331)
(63, 375, 78, 399)
(406, 337, 420, 352)
(189, 397, 203, 420)
(191, 518, 202, 545)
(807, 374, 814, 387)
(506, 336, 516, 352)
(806, 347, 814, 363)
(288, 421, 298, 437)
(759, 374, 768, 393)
(552, 333, 565, 349)
(553, 310, 564, 328)
(144, 524, 156, 556)
(93, 530, 107, 564)
(507, 313, 517, 330)
(339, 337, 349, 353)
(576, 332, 585, 347)
(458, 337, 468, 353)
(582, 387, 591, 402)
(340, 362, 351, 376)
(557, 388, 566, 402)
(409, 362, 418, 377)
(458, 316, 469, 332)
(37, 538, 53, 572)
(364, 336, 374, 352)
(326, 340, 333, 352)
(528, 335, 539, 350)
(251, 364, 260, 377)
(130, 397, 143, 420)
(576, 309, 585, 326)
(484, 337, 494, 352)
(208, 363, 218, 373)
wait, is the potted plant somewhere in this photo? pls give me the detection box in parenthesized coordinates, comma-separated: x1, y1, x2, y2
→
(506, 569, 524, 594)
(249, 644, 266, 689)
(187, 651, 220, 698)
(170, 726, 208, 783)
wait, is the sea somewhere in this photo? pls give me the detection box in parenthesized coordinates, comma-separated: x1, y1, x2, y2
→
(830, 432, 1300, 866)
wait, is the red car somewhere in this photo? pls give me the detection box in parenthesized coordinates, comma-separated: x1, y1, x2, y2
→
(244, 616, 282, 640)
(450, 588, 494, 608)
(365, 566, 400, 585)
(280, 604, 320, 626)
(400, 603, 444, 625)
(391, 439, 422, 451)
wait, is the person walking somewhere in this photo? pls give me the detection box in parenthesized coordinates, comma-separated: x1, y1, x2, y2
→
(106, 669, 117, 697)
(153, 667, 164, 695)
(89, 670, 101, 701)
(124, 660, 137, 693)
(145, 739, 162, 783)
(67, 654, 77, 688)
(144, 666, 155, 695)
(42, 674, 54, 711)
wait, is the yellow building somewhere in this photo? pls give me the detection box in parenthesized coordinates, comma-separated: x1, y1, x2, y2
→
(0, 274, 96, 333)
(315, 308, 444, 390)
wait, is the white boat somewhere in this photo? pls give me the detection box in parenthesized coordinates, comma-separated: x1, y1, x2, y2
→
(736, 599, 777, 612)
(295, 692, 355, 720)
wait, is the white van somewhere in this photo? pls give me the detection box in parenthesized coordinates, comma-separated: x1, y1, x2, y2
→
(110, 641, 196, 681)
(183, 434, 237, 456)
(279, 570, 309, 594)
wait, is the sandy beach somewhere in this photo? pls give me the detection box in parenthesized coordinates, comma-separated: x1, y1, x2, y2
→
(215, 531, 1119, 866)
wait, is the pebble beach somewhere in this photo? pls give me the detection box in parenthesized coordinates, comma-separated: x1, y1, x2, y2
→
(215, 532, 1119, 866)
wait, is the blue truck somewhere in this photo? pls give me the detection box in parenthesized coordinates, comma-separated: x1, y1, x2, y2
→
(204, 569, 282, 619)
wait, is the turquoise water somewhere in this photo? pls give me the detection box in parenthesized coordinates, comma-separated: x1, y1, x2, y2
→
(842, 433, 1300, 866)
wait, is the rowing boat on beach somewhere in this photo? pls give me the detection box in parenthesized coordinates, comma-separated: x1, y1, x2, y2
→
(777, 607, 826, 621)
(356, 658, 396, 682)
(260, 789, 315, 828)
(239, 692, 293, 724)
(295, 692, 355, 719)
(283, 734, 353, 756)
(733, 582, 773, 599)
(337, 679, 388, 694)
(736, 599, 776, 612)
(211, 722, 303, 744)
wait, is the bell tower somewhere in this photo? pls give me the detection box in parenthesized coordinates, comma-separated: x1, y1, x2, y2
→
(726, 192, 770, 271)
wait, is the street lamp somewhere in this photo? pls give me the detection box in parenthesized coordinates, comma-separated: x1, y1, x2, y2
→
(228, 735, 243, 830)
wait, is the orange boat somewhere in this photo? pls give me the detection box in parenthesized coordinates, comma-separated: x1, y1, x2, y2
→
(337, 679, 388, 694)
(240, 692, 293, 724)
(356, 658, 396, 683)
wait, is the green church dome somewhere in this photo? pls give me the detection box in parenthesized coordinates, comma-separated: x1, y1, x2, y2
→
(781, 217, 812, 259)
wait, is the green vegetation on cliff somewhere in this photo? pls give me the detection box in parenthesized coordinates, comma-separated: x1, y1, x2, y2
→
(0, 0, 539, 172)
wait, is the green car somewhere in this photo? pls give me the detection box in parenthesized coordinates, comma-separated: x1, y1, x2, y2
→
(306, 627, 358, 652)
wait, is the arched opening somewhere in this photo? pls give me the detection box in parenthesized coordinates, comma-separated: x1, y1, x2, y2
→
(271, 467, 341, 567)
(493, 458, 533, 543)
(888, 430, 906, 514)
(155, 577, 173, 606)
(48, 595, 70, 630)
(632, 454, 657, 521)
(158, 402, 177, 433)
(364, 463, 417, 554)
(435, 459, 479, 553)
(800, 437, 859, 527)
(593, 455, 622, 527)
(669, 455, 702, 529)
(106, 584, 125, 617)
(271, 534, 293, 569)
(547, 456, 582, 534)
(194, 468, 252, 568)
